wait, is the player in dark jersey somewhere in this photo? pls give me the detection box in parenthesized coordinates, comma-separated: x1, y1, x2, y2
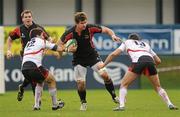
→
(58, 12, 121, 111)
(6, 10, 52, 101)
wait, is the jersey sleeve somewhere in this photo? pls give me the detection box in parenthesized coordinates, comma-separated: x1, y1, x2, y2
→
(60, 30, 73, 43)
(149, 48, 157, 56)
(9, 27, 21, 40)
(45, 40, 56, 50)
(88, 24, 102, 34)
(118, 42, 126, 51)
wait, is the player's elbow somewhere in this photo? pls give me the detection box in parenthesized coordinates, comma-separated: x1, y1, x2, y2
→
(156, 59, 161, 65)
(154, 55, 161, 65)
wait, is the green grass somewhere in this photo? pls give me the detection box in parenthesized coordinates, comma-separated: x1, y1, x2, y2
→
(0, 89, 179, 117)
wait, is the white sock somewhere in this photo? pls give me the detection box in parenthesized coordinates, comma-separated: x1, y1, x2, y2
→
(119, 87, 127, 107)
(49, 88, 57, 107)
(39, 83, 44, 103)
(158, 87, 172, 106)
(34, 85, 43, 108)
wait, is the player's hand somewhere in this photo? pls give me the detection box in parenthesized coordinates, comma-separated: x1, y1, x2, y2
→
(111, 35, 121, 43)
(66, 45, 77, 53)
(57, 45, 65, 52)
(6, 50, 13, 59)
(54, 52, 62, 59)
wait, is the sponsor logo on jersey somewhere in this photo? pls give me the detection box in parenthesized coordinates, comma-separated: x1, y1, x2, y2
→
(21, 33, 25, 38)
(84, 35, 89, 39)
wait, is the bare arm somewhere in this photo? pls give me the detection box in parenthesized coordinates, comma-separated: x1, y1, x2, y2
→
(56, 44, 65, 52)
(101, 26, 121, 42)
(57, 39, 65, 57)
(6, 36, 13, 59)
(153, 55, 161, 65)
(99, 48, 122, 69)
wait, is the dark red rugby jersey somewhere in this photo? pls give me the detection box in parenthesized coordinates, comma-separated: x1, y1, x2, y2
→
(9, 22, 49, 51)
(61, 24, 102, 59)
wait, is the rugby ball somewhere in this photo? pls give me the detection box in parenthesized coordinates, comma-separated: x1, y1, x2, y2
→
(65, 39, 77, 52)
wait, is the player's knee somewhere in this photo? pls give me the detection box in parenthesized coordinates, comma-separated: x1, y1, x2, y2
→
(98, 67, 109, 78)
(46, 76, 56, 88)
(120, 80, 129, 88)
(76, 79, 85, 90)
(76, 77, 85, 83)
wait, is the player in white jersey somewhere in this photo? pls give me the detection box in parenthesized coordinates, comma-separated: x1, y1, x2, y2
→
(21, 28, 65, 110)
(99, 33, 178, 111)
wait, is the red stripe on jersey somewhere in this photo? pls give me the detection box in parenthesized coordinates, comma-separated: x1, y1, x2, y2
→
(89, 27, 101, 33)
(9, 27, 21, 39)
(88, 28, 95, 48)
(24, 48, 44, 56)
(127, 49, 149, 53)
(64, 32, 73, 43)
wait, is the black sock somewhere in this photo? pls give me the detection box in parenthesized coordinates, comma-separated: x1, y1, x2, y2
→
(77, 90, 87, 103)
(104, 79, 116, 99)
(31, 82, 36, 96)
(22, 79, 30, 88)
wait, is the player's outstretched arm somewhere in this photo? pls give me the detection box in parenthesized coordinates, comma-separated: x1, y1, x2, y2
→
(6, 36, 14, 59)
(101, 26, 121, 42)
(102, 48, 122, 68)
(153, 55, 161, 65)
(56, 39, 65, 57)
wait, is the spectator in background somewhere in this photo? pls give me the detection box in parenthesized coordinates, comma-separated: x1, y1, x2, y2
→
(58, 12, 121, 111)
(99, 33, 178, 111)
(6, 10, 52, 102)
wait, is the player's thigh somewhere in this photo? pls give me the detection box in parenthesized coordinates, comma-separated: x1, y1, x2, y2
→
(121, 71, 138, 87)
(74, 64, 87, 82)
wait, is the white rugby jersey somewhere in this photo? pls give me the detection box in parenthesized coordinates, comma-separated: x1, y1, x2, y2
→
(118, 39, 156, 63)
(22, 37, 56, 67)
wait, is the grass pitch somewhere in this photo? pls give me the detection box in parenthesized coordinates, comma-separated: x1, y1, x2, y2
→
(0, 89, 179, 117)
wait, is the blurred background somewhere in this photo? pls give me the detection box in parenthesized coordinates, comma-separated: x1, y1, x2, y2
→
(1, 0, 179, 25)
(0, 0, 180, 93)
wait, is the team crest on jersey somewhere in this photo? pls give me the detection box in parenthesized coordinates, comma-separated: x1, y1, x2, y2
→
(84, 35, 89, 39)
(21, 33, 25, 38)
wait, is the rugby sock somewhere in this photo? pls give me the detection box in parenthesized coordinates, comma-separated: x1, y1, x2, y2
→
(158, 88, 173, 106)
(34, 85, 43, 108)
(119, 87, 127, 107)
(78, 90, 87, 103)
(49, 88, 57, 107)
(104, 79, 116, 99)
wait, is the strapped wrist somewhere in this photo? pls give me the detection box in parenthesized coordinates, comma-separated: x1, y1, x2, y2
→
(111, 34, 116, 38)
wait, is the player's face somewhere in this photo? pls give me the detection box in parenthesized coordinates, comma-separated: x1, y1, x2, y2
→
(22, 13, 33, 27)
(76, 20, 87, 31)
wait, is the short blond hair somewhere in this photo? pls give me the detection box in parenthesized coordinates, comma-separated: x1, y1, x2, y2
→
(74, 12, 87, 23)
(21, 10, 33, 18)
